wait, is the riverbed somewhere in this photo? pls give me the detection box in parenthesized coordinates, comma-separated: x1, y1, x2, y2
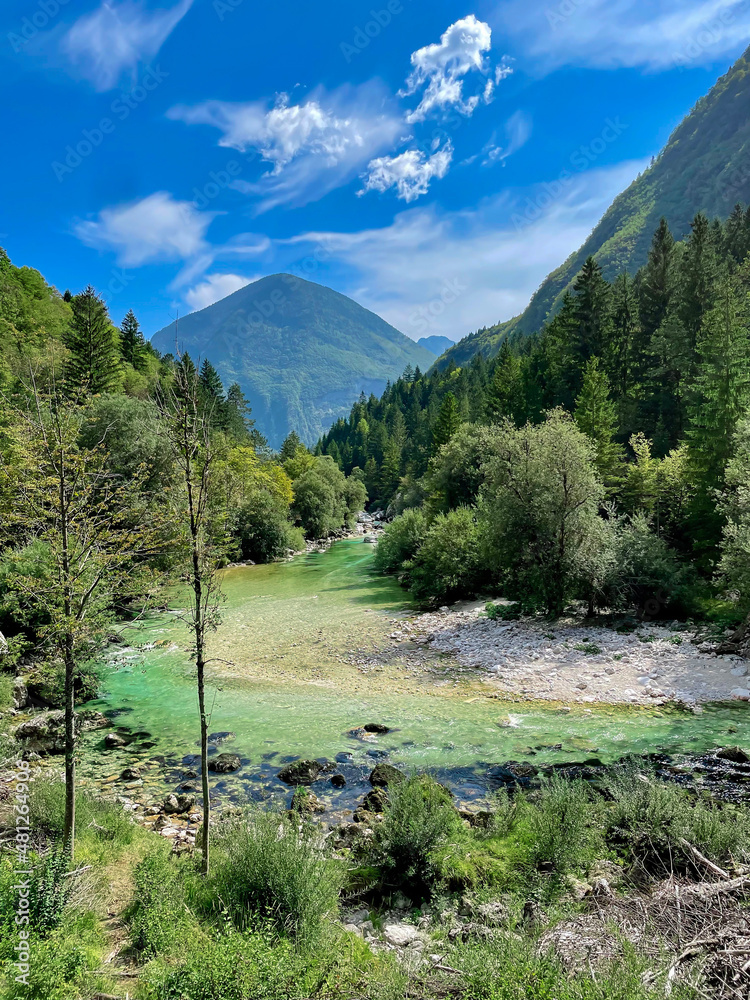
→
(78, 540, 748, 814)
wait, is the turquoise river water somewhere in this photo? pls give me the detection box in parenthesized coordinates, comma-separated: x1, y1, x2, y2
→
(79, 540, 748, 810)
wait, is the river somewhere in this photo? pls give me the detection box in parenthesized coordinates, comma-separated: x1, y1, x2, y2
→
(79, 540, 746, 814)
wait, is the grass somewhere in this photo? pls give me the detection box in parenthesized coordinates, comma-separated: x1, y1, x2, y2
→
(3, 765, 747, 1000)
(0, 674, 13, 712)
(574, 642, 603, 655)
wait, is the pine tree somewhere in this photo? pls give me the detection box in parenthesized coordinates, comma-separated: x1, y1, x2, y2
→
(607, 272, 642, 400)
(573, 257, 612, 363)
(120, 310, 146, 370)
(485, 341, 525, 425)
(686, 274, 750, 556)
(66, 286, 121, 395)
(280, 431, 302, 461)
(574, 358, 623, 487)
(0, 246, 11, 276)
(640, 218, 675, 342)
(724, 203, 750, 266)
(199, 358, 224, 402)
(432, 392, 461, 451)
(680, 213, 720, 346)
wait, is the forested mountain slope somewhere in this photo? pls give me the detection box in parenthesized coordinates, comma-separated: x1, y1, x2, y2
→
(151, 274, 434, 448)
(437, 45, 750, 369)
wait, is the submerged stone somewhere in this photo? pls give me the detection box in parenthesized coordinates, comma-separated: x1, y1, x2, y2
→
(208, 753, 242, 774)
(277, 759, 323, 785)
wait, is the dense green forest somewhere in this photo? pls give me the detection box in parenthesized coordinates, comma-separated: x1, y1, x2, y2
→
(319, 207, 750, 617)
(0, 248, 366, 671)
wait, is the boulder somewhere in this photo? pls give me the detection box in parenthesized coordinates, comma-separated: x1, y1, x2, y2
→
(369, 763, 405, 788)
(208, 753, 242, 774)
(277, 759, 323, 785)
(104, 733, 127, 749)
(364, 723, 390, 734)
(289, 788, 326, 815)
(360, 787, 388, 814)
(330, 774, 347, 788)
(120, 767, 141, 781)
(12, 678, 29, 710)
(206, 731, 236, 745)
(715, 746, 750, 764)
(14, 710, 79, 754)
(384, 923, 419, 947)
(163, 793, 196, 815)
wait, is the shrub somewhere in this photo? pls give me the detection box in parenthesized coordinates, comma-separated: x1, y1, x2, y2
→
(408, 508, 483, 604)
(235, 492, 305, 563)
(512, 776, 603, 895)
(605, 767, 750, 874)
(371, 775, 466, 900)
(485, 601, 522, 621)
(373, 508, 429, 578)
(129, 848, 195, 957)
(204, 811, 343, 941)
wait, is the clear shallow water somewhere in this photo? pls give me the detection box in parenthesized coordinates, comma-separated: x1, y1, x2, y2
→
(80, 541, 748, 805)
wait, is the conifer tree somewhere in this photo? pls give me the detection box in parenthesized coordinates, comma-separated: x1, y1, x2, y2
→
(607, 272, 642, 399)
(724, 203, 750, 265)
(640, 219, 676, 344)
(573, 257, 612, 363)
(66, 286, 121, 395)
(199, 358, 224, 402)
(280, 431, 302, 462)
(120, 309, 146, 370)
(686, 274, 750, 555)
(0, 246, 11, 276)
(574, 358, 623, 487)
(432, 392, 461, 451)
(485, 341, 525, 425)
(680, 213, 720, 346)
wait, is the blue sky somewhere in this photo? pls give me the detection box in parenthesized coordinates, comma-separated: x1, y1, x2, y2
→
(2, 0, 750, 343)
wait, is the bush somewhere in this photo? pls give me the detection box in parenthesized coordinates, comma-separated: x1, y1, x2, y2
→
(204, 811, 343, 941)
(129, 848, 195, 957)
(235, 492, 305, 562)
(370, 775, 466, 900)
(485, 602, 522, 621)
(605, 766, 750, 874)
(373, 508, 429, 578)
(408, 508, 483, 604)
(291, 457, 363, 538)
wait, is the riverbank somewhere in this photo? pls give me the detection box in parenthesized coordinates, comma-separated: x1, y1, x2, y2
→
(388, 602, 750, 708)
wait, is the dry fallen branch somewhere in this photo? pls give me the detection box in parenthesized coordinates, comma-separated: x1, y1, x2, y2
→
(678, 839, 731, 880)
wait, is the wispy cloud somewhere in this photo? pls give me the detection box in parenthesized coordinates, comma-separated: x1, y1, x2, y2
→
(271, 159, 648, 340)
(401, 15, 502, 122)
(501, 0, 750, 72)
(75, 191, 214, 266)
(185, 273, 253, 312)
(359, 142, 453, 202)
(61, 0, 192, 90)
(168, 83, 404, 212)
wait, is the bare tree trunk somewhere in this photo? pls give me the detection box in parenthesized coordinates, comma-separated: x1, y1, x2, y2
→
(197, 654, 210, 875)
(63, 635, 76, 856)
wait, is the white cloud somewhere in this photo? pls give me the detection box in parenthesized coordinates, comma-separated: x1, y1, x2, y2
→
(168, 84, 404, 212)
(185, 273, 252, 312)
(359, 143, 453, 202)
(61, 0, 192, 91)
(483, 110, 533, 166)
(274, 159, 648, 340)
(501, 0, 750, 72)
(401, 15, 500, 122)
(75, 191, 214, 266)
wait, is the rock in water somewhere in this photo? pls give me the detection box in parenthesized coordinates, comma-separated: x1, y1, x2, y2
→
(364, 723, 390, 734)
(289, 788, 326, 815)
(715, 746, 750, 764)
(369, 763, 405, 787)
(14, 711, 79, 754)
(208, 753, 242, 774)
(277, 759, 323, 785)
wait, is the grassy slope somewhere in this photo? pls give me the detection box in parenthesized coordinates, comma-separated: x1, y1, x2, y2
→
(151, 274, 434, 446)
(437, 45, 750, 369)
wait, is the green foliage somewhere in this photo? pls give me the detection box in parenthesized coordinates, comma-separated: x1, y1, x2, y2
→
(408, 508, 482, 604)
(291, 456, 365, 539)
(479, 412, 605, 615)
(128, 848, 195, 957)
(29, 777, 137, 849)
(203, 811, 344, 941)
(235, 491, 306, 562)
(65, 286, 122, 395)
(484, 601, 522, 621)
(605, 766, 750, 873)
(370, 775, 467, 900)
(373, 508, 429, 578)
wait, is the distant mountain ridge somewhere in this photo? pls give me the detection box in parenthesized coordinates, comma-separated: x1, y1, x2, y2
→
(438, 44, 750, 368)
(418, 335, 455, 357)
(151, 274, 434, 447)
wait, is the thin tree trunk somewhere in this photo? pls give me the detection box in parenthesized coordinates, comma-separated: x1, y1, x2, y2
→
(63, 635, 76, 856)
(189, 468, 210, 875)
(197, 654, 210, 875)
